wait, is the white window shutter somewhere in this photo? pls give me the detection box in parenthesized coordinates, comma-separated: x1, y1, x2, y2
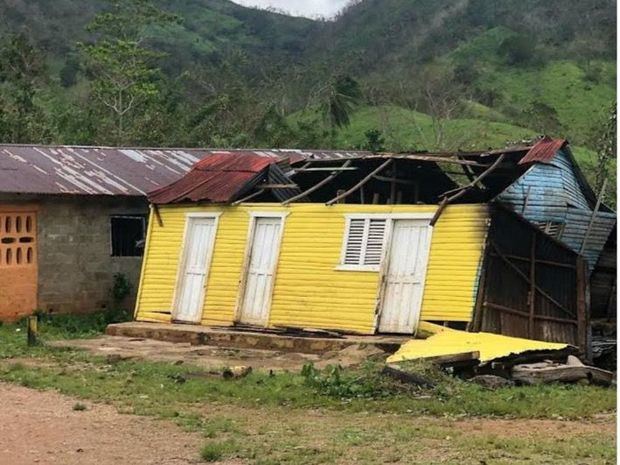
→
(344, 218, 366, 265)
(363, 219, 387, 265)
(343, 217, 387, 267)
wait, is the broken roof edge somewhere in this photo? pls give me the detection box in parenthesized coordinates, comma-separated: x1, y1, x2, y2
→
(388, 322, 573, 365)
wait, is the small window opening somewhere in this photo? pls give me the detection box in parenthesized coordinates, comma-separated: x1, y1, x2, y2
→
(110, 216, 146, 257)
(534, 220, 565, 239)
(341, 217, 388, 269)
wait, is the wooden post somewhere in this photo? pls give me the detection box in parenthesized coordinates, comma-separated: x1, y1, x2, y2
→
(528, 233, 537, 338)
(389, 164, 397, 205)
(580, 178, 607, 254)
(576, 256, 588, 358)
(27, 315, 38, 346)
(336, 189, 345, 204)
(470, 251, 489, 332)
(326, 159, 392, 205)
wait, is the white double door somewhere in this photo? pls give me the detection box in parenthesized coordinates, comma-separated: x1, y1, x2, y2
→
(174, 216, 217, 323)
(378, 219, 432, 334)
(238, 216, 284, 326)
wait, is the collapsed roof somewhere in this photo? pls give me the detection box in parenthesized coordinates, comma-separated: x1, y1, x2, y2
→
(147, 137, 609, 213)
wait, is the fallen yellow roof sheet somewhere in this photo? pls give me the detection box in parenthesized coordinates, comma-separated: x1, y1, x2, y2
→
(388, 322, 570, 364)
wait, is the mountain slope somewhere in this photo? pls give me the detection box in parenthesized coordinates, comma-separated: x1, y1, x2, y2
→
(0, 0, 615, 151)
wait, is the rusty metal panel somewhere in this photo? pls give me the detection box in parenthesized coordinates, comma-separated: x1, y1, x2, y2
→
(0, 145, 211, 196)
(518, 137, 567, 165)
(0, 145, 373, 197)
(148, 153, 275, 204)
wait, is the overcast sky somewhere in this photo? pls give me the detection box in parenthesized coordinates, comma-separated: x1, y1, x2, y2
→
(231, 0, 352, 18)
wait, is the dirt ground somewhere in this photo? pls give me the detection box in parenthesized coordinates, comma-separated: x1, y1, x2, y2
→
(0, 383, 203, 465)
(50, 335, 386, 371)
(0, 382, 614, 465)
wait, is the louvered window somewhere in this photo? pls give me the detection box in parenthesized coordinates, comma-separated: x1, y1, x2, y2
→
(341, 218, 388, 268)
(533, 220, 565, 239)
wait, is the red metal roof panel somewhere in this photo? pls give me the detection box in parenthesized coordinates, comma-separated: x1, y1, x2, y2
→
(518, 137, 567, 165)
(148, 152, 275, 204)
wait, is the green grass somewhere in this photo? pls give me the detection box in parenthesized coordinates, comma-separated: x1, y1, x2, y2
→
(0, 315, 615, 464)
(0, 317, 615, 420)
(200, 439, 239, 462)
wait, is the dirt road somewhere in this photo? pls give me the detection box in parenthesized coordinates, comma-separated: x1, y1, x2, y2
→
(0, 383, 202, 465)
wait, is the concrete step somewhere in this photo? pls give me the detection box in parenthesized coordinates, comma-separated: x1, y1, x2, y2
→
(106, 322, 409, 355)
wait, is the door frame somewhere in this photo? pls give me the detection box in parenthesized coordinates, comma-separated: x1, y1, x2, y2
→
(171, 212, 221, 323)
(373, 213, 435, 335)
(234, 211, 289, 326)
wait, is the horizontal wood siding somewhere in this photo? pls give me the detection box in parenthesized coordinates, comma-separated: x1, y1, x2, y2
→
(136, 203, 490, 333)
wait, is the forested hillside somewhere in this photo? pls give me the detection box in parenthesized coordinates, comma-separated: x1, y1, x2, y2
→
(0, 0, 615, 182)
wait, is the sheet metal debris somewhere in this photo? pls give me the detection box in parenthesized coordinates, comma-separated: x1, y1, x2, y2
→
(387, 322, 570, 364)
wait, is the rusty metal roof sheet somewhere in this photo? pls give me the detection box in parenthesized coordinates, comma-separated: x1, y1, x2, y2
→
(0, 145, 372, 197)
(0, 145, 209, 196)
(148, 151, 277, 204)
(0, 143, 556, 199)
(518, 137, 567, 165)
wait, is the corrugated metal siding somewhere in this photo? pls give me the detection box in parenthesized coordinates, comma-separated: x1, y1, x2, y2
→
(562, 210, 616, 270)
(497, 151, 615, 272)
(497, 151, 589, 222)
(135, 203, 490, 333)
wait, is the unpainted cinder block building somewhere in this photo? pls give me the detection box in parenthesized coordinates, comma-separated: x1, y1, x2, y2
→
(0, 145, 207, 321)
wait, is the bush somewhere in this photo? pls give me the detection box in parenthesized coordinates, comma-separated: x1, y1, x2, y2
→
(301, 362, 419, 400)
(499, 35, 536, 65)
(200, 440, 237, 462)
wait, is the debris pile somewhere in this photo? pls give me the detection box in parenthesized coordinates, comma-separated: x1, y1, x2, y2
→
(386, 322, 615, 387)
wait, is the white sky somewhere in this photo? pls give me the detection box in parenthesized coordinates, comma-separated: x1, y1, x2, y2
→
(231, 0, 352, 18)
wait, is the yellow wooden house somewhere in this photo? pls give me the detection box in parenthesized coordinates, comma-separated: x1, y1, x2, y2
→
(134, 147, 587, 346)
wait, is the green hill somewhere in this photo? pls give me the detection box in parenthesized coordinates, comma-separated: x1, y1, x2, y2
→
(0, 0, 615, 156)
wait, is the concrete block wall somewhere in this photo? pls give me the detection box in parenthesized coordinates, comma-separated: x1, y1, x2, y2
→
(37, 196, 148, 314)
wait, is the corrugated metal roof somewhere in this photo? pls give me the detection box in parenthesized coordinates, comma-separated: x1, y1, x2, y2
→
(0, 145, 208, 196)
(0, 143, 574, 199)
(518, 137, 567, 165)
(0, 145, 370, 197)
(148, 152, 277, 204)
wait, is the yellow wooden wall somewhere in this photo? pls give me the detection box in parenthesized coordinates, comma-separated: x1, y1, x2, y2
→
(135, 203, 490, 333)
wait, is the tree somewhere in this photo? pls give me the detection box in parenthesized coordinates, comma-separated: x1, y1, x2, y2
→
(523, 100, 564, 136)
(80, 0, 179, 144)
(593, 103, 616, 197)
(412, 64, 467, 150)
(316, 75, 363, 134)
(0, 34, 52, 143)
(362, 129, 385, 152)
(498, 34, 536, 66)
(254, 105, 295, 148)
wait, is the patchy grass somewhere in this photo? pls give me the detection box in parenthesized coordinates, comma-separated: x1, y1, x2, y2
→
(0, 316, 615, 464)
(72, 402, 87, 411)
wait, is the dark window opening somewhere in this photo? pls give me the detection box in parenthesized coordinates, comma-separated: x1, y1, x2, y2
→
(111, 216, 146, 257)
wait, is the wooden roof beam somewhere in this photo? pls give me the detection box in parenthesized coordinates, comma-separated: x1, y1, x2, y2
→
(326, 159, 393, 206)
(282, 160, 353, 205)
(430, 154, 506, 226)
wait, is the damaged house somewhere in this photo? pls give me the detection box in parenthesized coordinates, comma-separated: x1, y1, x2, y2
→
(134, 138, 616, 353)
(0, 145, 208, 321)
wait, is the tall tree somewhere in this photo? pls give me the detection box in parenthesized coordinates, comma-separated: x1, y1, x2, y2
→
(0, 34, 51, 143)
(80, 0, 179, 144)
(314, 75, 363, 138)
(593, 103, 616, 198)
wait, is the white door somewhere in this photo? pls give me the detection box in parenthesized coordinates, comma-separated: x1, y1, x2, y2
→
(239, 217, 283, 326)
(378, 219, 432, 334)
(174, 217, 217, 323)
